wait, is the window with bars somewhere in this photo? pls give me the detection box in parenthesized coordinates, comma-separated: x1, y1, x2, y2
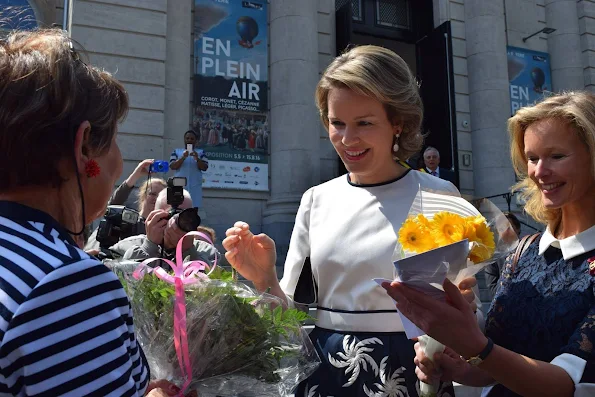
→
(335, 0, 364, 21)
(375, 0, 411, 30)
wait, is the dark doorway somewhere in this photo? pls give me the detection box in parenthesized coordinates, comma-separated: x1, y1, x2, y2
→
(334, 1, 458, 187)
(416, 21, 459, 185)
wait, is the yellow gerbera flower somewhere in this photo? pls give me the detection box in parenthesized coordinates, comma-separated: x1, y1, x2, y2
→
(413, 214, 431, 229)
(467, 215, 488, 226)
(468, 219, 496, 263)
(399, 216, 435, 253)
(430, 211, 466, 247)
(462, 220, 478, 243)
(474, 221, 496, 249)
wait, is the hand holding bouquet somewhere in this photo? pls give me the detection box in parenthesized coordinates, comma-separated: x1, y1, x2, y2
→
(380, 189, 517, 397)
(115, 231, 320, 396)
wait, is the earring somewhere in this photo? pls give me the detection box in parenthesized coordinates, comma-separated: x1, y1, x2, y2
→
(85, 159, 101, 178)
(393, 133, 401, 153)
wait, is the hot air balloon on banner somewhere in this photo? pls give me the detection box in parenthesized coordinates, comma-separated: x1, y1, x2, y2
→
(531, 67, 546, 93)
(237, 16, 261, 49)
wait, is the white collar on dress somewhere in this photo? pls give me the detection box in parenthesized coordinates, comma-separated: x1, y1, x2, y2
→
(538, 224, 595, 260)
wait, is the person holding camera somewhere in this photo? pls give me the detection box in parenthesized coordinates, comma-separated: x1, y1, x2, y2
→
(83, 175, 167, 254)
(169, 130, 209, 208)
(123, 188, 206, 264)
(110, 158, 157, 208)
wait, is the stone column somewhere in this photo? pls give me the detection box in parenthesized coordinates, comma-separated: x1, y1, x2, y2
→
(163, 0, 192, 161)
(545, 0, 583, 91)
(465, 0, 516, 198)
(264, 0, 320, 272)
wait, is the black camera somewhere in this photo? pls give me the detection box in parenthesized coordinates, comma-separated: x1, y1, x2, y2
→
(96, 205, 142, 248)
(166, 177, 201, 232)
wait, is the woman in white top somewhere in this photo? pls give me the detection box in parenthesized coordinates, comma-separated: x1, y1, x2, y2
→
(223, 45, 475, 396)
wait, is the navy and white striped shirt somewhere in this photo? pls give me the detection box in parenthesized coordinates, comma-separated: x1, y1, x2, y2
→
(0, 201, 150, 396)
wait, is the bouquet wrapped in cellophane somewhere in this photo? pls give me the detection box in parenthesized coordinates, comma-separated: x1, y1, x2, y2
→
(111, 231, 320, 397)
(389, 189, 518, 397)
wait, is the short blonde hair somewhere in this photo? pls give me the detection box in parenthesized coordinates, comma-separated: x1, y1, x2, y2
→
(509, 91, 595, 226)
(315, 45, 423, 160)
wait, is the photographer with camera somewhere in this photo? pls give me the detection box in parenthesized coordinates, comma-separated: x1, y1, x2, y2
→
(110, 158, 156, 208)
(84, 175, 167, 254)
(170, 130, 208, 209)
(123, 178, 205, 265)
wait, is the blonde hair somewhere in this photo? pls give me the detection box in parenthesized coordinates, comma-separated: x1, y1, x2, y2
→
(0, 29, 128, 189)
(315, 45, 423, 160)
(137, 178, 166, 214)
(509, 91, 595, 226)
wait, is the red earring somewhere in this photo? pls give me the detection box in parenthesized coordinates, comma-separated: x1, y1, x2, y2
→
(85, 159, 101, 178)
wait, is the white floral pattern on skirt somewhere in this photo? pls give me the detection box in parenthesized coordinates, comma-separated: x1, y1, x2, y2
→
(296, 329, 455, 397)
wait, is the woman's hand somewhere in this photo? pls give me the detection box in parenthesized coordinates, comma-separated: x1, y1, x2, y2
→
(458, 277, 478, 313)
(222, 221, 277, 287)
(164, 216, 193, 251)
(146, 210, 168, 246)
(133, 159, 154, 176)
(126, 159, 154, 187)
(145, 380, 198, 396)
(414, 341, 470, 384)
(383, 278, 488, 359)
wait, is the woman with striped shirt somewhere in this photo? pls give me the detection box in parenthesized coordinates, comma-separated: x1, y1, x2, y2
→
(0, 30, 182, 396)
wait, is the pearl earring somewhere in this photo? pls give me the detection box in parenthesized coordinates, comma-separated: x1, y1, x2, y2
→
(393, 133, 401, 153)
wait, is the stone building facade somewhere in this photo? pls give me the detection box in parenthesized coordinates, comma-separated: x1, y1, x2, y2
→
(7, 0, 595, 267)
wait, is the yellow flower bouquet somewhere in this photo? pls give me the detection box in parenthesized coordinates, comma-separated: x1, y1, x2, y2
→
(398, 212, 496, 265)
(388, 189, 516, 397)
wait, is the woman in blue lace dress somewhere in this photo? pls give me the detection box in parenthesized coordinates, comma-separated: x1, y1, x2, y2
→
(384, 92, 595, 396)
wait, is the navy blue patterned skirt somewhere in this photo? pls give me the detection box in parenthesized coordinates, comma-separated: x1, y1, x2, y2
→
(295, 327, 455, 397)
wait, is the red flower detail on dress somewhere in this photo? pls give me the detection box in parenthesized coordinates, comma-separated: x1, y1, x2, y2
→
(85, 159, 101, 178)
(588, 257, 595, 276)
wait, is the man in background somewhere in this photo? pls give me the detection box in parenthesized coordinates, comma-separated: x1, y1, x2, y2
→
(421, 146, 456, 184)
(170, 130, 208, 209)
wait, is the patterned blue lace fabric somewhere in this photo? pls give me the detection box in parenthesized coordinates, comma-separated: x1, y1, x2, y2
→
(485, 236, 595, 395)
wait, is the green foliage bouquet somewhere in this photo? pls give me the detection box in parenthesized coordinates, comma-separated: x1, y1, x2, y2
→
(111, 232, 319, 396)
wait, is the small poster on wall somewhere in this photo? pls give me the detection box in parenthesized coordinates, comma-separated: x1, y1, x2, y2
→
(507, 46, 553, 115)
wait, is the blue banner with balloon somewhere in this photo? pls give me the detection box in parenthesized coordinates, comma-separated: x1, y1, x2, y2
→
(507, 46, 552, 116)
(192, 0, 270, 192)
(193, 0, 268, 113)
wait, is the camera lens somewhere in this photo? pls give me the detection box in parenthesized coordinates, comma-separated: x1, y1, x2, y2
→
(177, 208, 201, 232)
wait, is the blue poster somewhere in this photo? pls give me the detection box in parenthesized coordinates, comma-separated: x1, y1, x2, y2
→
(0, 0, 38, 31)
(193, 0, 269, 191)
(507, 46, 552, 115)
(194, 0, 268, 112)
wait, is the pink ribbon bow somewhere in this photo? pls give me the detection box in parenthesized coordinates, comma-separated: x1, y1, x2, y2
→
(133, 231, 218, 395)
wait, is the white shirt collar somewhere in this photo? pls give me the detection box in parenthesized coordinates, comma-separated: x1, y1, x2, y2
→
(538, 224, 595, 260)
(428, 167, 439, 176)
